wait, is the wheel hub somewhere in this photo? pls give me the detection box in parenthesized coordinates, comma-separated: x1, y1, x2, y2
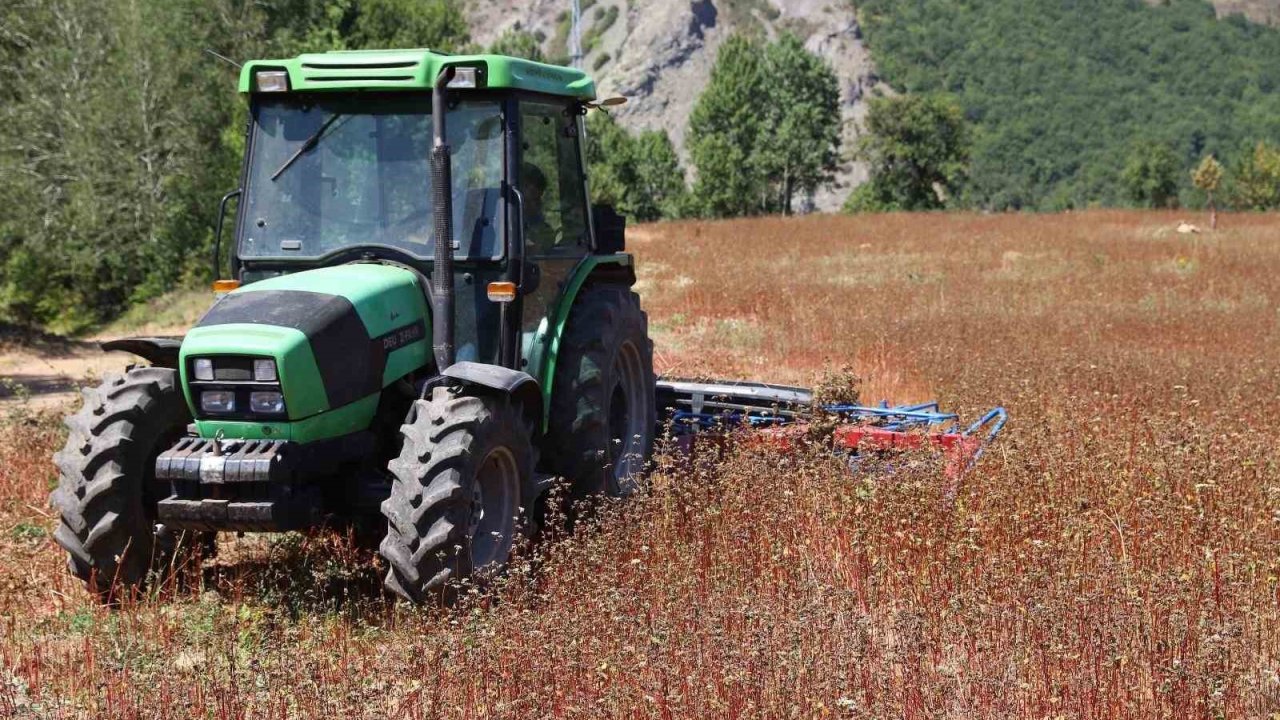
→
(609, 340, 649, 490)
(466, 447, 518, 572)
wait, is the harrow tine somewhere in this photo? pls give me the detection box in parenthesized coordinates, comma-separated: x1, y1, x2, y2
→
(823, 403, 960, 426)
(959, 407, 1008, 470)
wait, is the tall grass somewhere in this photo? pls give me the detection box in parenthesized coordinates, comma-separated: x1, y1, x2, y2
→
(2, 210, 1279, 717)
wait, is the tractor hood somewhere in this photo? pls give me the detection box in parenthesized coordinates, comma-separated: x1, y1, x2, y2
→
(179, 264, 431, 442)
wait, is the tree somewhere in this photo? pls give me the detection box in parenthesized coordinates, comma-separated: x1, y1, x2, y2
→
(687, 35, 766, 217)
(1229, 141, 1280, 211)
(1121, 140, 1180, 208)
(1191, 155, 1223, 229)
(488, 28, 544, 61)
(687, 33, 842, 217)
(585, 111, 637, 211)
(0, 0, 471, 330)
(758, 34, 841, 214)
(585, 112, 686, 222)
(630, 130, 687, 221)
(845, 94, 970, 213)
(0, 0, 222, 328)
(348, 0, 469, 51)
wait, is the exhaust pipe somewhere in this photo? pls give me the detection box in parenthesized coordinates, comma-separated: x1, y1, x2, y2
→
(430, 66, 457, 371)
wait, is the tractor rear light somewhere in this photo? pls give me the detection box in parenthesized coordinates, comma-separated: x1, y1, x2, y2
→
(255, 70, 289, 93)
(487, 281, 517, 303)
(193, 359, 214, 381)
(213, 279, 240, 293)
(200, 390, 236, 413)
(253, 359, 278, 382)
(249, 391, 285, 414)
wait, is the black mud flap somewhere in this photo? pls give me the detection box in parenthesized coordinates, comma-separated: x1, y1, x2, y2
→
(100, 336, 184, 368)
(440, 361, 543, 430)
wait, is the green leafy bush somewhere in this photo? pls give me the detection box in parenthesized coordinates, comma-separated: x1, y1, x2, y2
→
(1121, 141, 1181, 209)
(1228, 141, 1280, 210)
(586, 113, 687, 222)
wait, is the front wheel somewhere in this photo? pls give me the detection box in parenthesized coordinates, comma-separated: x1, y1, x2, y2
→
(50, 367, 198, 602)
(379, 387, 535, 603)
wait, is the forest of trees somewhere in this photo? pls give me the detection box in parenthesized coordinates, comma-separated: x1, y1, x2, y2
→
(0, 0, 472, 330)
(6, 0, 1280, 330)
(856, 0, 1280, 210)
(0, 2, 841, 330)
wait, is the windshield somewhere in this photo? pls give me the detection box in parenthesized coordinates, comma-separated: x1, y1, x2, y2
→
(239, 94, 504, 261)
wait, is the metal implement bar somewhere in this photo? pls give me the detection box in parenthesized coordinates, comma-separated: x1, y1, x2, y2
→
(657, 377, 966, 431)
(655, 376, 1009, 474)
(657, 378, 812, 412)
(960, 407, 1007, 469)
(822, 403, 959, 431)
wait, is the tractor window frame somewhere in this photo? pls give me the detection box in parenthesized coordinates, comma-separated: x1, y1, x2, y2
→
(515, 97, 593, 259)
(232, 89, 511, 277)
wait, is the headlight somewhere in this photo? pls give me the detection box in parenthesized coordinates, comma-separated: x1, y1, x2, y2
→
(253, 359, 278, 382)
(249, 391, 285, 414)
(255, 70, 289, 93)
(201, 390, 236, 413)
(193, 358, 214, 381)
(447, 66, 479, 89)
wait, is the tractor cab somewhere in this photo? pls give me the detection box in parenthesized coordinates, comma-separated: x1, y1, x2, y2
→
(222, 52, 626, 371)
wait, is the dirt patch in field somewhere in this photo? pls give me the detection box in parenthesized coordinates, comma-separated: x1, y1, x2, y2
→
(0, 291, 207, 412)
(0, 341, 132, 412)
(0, 333, 179, 413)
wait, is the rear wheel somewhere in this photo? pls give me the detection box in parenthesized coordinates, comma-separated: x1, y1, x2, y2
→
(548, 285, 656, 498)
(50, 367, 200, 602)
(379, 387, 534, 603)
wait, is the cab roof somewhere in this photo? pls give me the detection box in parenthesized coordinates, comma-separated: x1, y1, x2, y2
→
(238, 48, 596, 100)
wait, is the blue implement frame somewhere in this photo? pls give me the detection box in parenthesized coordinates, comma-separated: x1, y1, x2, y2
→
(655, 377, 1008, 466)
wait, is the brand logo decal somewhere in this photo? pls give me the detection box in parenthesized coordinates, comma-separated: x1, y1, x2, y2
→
(376, 320, 425, 352)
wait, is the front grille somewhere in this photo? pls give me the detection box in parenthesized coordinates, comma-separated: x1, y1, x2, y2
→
(211, 357, 253, 381)
(302, 74, 416, 83)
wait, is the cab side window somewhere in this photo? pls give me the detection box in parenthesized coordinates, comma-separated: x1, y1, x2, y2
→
(519, 102, 588, 256)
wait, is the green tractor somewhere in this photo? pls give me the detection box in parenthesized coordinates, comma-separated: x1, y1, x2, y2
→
(50, 49, 656, 603)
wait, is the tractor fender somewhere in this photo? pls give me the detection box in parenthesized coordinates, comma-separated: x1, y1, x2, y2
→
(99, 336, 184, 369)
(440, 361, 542, 432)
(532, 255, 636, 429)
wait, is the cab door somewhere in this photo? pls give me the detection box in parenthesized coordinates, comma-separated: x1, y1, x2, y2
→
(516, 100, 591, 370)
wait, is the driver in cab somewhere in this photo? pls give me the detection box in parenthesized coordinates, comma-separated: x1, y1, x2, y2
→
(521, 162, 558, 255)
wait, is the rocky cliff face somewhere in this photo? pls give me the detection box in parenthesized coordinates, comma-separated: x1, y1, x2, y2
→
(463, 0, 882, 212)
(1183, 0, 1280, 25)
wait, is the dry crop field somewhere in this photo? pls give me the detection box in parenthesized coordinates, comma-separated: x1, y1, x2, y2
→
(2, 210, 1279, 718)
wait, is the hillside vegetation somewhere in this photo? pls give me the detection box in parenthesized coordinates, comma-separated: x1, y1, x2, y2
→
(0, 0, 472, 332)
(858, 0, 1280, 209)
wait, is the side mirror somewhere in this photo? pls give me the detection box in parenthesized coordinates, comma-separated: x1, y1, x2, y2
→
(593, 204, 626, 254)
(212, 188, 241, 282)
